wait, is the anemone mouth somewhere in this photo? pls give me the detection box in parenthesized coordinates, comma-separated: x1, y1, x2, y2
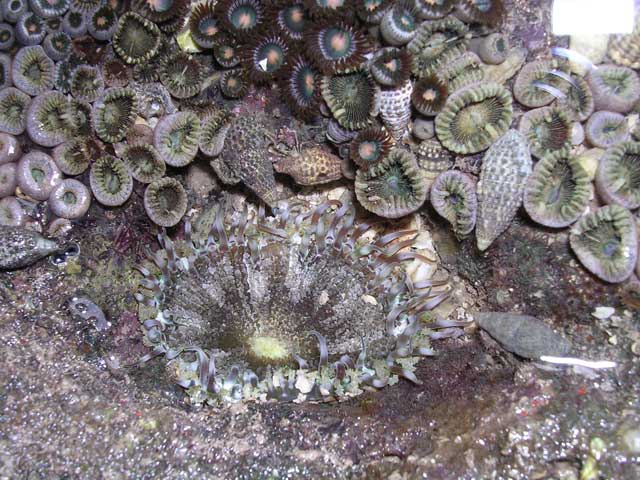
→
(280, 54, 320, 121)
(0, 87, 30, 136)
(89, 154, 133, 207)
(245, 32, 290, 84)
(199, 108, 232, 158)
(412, 74, 449, 116)
(122, 143, 166, 183)
(153, 111, 201, 167)
(26, 91, 69, 148)
(587, 64, 640, 113)
(524, 149, 592, 228)
(92, 87, 138, 143)
(518, 106, 573, 159)
(29, 0, 70, 18)
(102, 57, 132, 88)
(369, 47, 412, 88)
(70, 65, 104, 103)
(569, 204, 638, 283)
(430, 170, 477, 239)
(350, 126, 394, 169)
(271, 2, 306, 41)
(12, 45, 55, 96)
(585, 111, 630, 149)
(380, 0, 419, 46)
(596, 141, 640, 209)
(216, 0, 265, 37)
(355, 0, 392, 24)
(321, 70, 381, 130)
(436, 82, 513, 155)
(355, 148, 427, 218)
(414, 0, 454, 20)
(88, 5, 118, 41)
(476, 32, 509, 65)
(306, 23, 369, 74)
(136, 200, 457, 405)
(189, 0, 222, 49)
(160, 52, 204, 99)
(143, 177, 188, 227)
(219, 69, 249, 99)
(113, 12, 162, 65)
(513, 59, 569, 108)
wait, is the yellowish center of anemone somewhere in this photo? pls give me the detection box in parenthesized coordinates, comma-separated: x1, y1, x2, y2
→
(383, 59, 398, 72)
(249, 336, 289, 361)
(359, 142, 375, 158)
(327, 0, 344, 9)
(330, 32, 348, 52)
(422, 88, 437, 101)
(237, 12, 252, 29)
(97, 16, 107, 27)
(267, 49, 280, 65)
(291, 8, 303, 22)
(205, 25, 218, 35)
(227, 77, 238, 87)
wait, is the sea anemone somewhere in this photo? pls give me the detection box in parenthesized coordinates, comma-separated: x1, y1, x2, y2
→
(52, 138, 93, 176)
(61, 98, 93, 137)
(321, 69, 381, 130)
(454, 0, 504, 26)
(304, 0, 352, 20)
(305, 22, 369, 75)
(133, 58, 161, 83)
(160, 52, 203, 99)
(585, 111, 630, 149)
(12, 45, 55, 96)
(436, 51, 483, 93)
(216, 0, 265, 38)
(0, 196, 25, 226)
(595, 141, 640, 209)
(269, 1, 306, 42)
(112, 11, 162, 65)
(0, 133, 22, 165)
(70, 65, 104, 102)
(91, 86, 138, 143)
(219, 68, 249, 99)
(0, 23, 15, 52)
(26, 91, 69, 148)
(48, 178, 91, 219)
(29, 0, 70, 19)
(430, 170, 477, 239)
(411, 74, 448, 116)
(121, 143, 166, 183)
(569, 204, 637, 283)
(379, 0, 419, 46)
(523, 149, 592, 228)
(70, 0, 102, 14)
(153, 111, 201, 167)
(16, 150, 62, 201)
(62, 9, 88, 37)
(0, 87, 30, 135)
(355, 0, 392, 24)
(199, 108, 232, 158)
(132, 0, 189, 23)
(42, 31, 72, 61)
(89, 154, 133, 206)
(15, 12, 46, 46)
(435, 82, 513, 155)
(518, 106, 573, 159)
(355, 147, 427, 218)
(101, 57, 132, 88)
(143, 177, 188, 227)
(136, 199, 456, 405)
(414, 0, 453, 19)
(2, 0, 28, 24)
(243, 31, 290, 84)
(555, 73, 594, 122)
(212, 35, 240, 68)
(88, 5, 118, 41)
(472, 32, 509, 65)
(349, 126, 394, 170)
(513, 59, 568, 108)
(44, 17, 63, 33)
(586, 64, 640, 113)
(0, 54, 10, 91)
(0, 163, 17, 198)
(279, 54, 320, 121)
(369, 47, 412, 88)
(188, 0, 222, 49)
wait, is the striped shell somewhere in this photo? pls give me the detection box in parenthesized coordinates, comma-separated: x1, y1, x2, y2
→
(379, 80, 412, 140)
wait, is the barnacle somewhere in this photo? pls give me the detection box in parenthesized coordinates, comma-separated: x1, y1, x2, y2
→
(12, 45, 55, 96)
(88, 5, 118, 41)
(0, 23, 15, 52)
(414, 0, 454, 19)
(518, 106, 573, 159)
(136, 199, 455, 405)
(355, 147, 427, 218)
(369, 47, 412, 88)
(279, 54, 320, 121)
(143, 177, 188, 227)
(216, 0, 265, 38)
(62, 10, 88, 37)
(595, 141, 640, 209)
(350, 126, 394, 170)
(411, 74, 448, 116)
(213, 35, 240, 68)
(455, 0, 504, 26)
(43, 31, 71, 61)
(244, 31, 290, 84)
(555, 73, 594, 122)
(102, 57, 132, 88)
(435, 82, 513, 155)
(112, 12, 162, 65)
(70, 65, 104, 103)
(513, 59, 567, 108)
(305, 22, 369, 75)
(15, 12, 46, 46)
(523, 149, 592, 228)
(122, 143, 166, 183)
(199, 108, 232, 158)
(188, 0, 223, 49)
(219, 69, 248, 99)
(355, 0, 392, 24)
(586, 64, 640, 113)
(91, 87, 138, 143)
(160, 52, 203, 99)
(70, 0, 102, 14)
(29, 0, 70, 19)
(26, 91, 69, 148)
(585, 111, 630, 149)
(472, 32, 509, 65)
(0, 87, 30, 135)
(321, 69, 381, 130)
(569, 204, 637, 283)
(89, 154, 133, 206)
(153, 111, 201, 167)
(379, 0, 419, 46)
(52, 138, 95, 176)
(430, 170, 477, 239)
(2, 0, 28, 24)
(49, 178, 91, 220)
(16, 151, 62, 201)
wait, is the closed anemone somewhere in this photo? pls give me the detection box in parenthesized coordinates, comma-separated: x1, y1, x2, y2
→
(88, 5, 118, 41)
(136, 200, 455, 405)
(513, 59, 567, 108)
(569, 204, 637, 283)
(321, 69, 381, 130)
(0, 133, 22, 165)
(380, 0, 419, 46)
(15, 12, 46, 46)
(518, 106, 573, 159)
(26, 91, 69, 148)
(92, 87, 137, 143)
(349, 126, 394, 169)
(49, 178, 91, 220)
(412, 74, 448, 116)
(12, 45, 55, 96)
(219, 69, 248, 99)
(244, 31, 289, 84)
(306, 23, 369, 74)
(430, 170, 477, 239)
(70, 0, 102, 13)
(2, 0, 28, 23)
(160, 52, 203, 99)
(43, 31, 71, 61)
(121, 143, 166, 183)
(473, 32, 509, 65)
(524, 149, 592, 228)
(595, 141, 640, 209)
(216, 0, 265, 38)
(70, 65, 104, 102)
(369, 47, 412, 88)
(455, 0, 504, 26)
(89, 154, 133, 206)
(143, 177, 187, 227)
(112, 12, 162, 65)
(199, 108, 232, 158)
(587, 64, 640, 113)
(16, 150, 62, 201)
(270, 2, 306, 41)
(0, 87, 30, 135)
(355, 0, 392, 24)
(279, 54, 320, 121)
(414, 0, 454, 20)
(0, 23, 15, 52)
(355, 147, 427, 218)
(29, 0, 70, 19)
(153, 111, 201, 167)
(435, 82, 513, 154)
(189, 0, 222, 49)
(0, 196, 25, 226)
(585, 111, 630, 149)
(0, 163, 17, 198)
(62, 10, 88, 37)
